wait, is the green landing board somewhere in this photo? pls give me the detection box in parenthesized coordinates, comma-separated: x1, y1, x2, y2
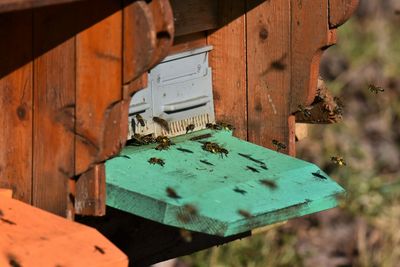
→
(106, 130, 344, 237)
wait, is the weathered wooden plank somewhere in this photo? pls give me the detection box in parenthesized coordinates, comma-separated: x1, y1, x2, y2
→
(246, 0, 292, 154)
(207, 0, 247, 140)
(0, 195, 128, 267)
(75, 0, 123, 175)
(33, 5, 76, 217)
(75, 164, 106, 216)
(329, 0, 360, 28)
(0, 10, 33, 203)
(170, 0, 219, 36)
(0, 0, 85, 14)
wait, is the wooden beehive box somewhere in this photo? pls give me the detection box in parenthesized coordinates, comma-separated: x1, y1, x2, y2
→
(0, 0, 358, 265)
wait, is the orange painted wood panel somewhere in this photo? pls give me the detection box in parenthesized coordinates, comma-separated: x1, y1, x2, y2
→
(0, 195, 128, 267)
(0, 10, 33, 203)
(33, 5, 76, 217)
(207, 0, 247, 140)
(246, 0, 292, 154)
(75, 1, 123, 175)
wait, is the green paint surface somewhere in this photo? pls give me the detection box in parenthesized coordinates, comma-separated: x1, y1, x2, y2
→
(106, 130, 345, 237)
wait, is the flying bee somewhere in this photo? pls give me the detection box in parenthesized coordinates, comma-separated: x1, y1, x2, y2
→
(148, 157, 165, 167)
(135, 114, 146, 127)
(297, 104, 312, 118)
(153, 116, 170, 132)
(186, 124, 195, 133)
(259, 179, 277, 189)
(237, 209, 252, 219)
(331, 156, 347, 166)
(166, 187, 181, 199)
(368, 84, 384, 94)
(272, 139, 287, 152)
(177, 204, 198, 223)
(179, 229, 193, 242)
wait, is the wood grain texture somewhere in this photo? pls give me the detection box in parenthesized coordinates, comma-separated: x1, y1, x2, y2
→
(0, 195, 128, 267)
(123, 0, 156, 85)
(75, 0, 123, 175)
(33, 5, 76, 217)
(170, 0, 219, 36)
(0, 10, 33, 203)
(329, 0, 360, 28)
(290, 0, 332, 111)
(0, 0, 85, 14)
(246, 0, 292, 154)
(75, 163, 106, 216)
(207, 0, 247, 140)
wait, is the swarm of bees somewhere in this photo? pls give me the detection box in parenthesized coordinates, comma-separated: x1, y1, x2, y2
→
(272, 139, 287, 152)
(331, 156, 346, 166)
(148, 157, 165, 167)
(201, 142, 229, 157)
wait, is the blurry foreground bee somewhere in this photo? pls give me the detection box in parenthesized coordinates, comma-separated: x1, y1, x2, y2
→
(135, 114, 146, 127)
(272, 139, 287, 152)
(368, 84, 384, 94)
(297, 104, 312, 118)
(237, 209, 252, 219)
(177, 204, 198, 223)
(153, 116, 170, 132)
(179, 229, 193, 242)
(166, 187, 181, 199)
(259, 179, 277, 189)
(148, 157, 165, 167)
(186, 124, 195, 133)
(331, 156, 347, 166)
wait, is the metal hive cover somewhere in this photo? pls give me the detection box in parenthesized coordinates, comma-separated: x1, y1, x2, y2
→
(106, 130, 344, 237)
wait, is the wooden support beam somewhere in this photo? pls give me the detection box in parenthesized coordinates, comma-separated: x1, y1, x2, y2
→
(0, 0, 85, 14)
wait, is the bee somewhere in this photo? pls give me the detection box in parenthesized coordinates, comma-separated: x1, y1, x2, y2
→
(237, 209, 252, 218)
(166, 187, 181, 199)
(368, 84, 384, 94)
(202, 142, 228, 157)
(156, 135, 172, 144)
(186, 124, 195, 133)
(148, 157, 165, 167)
(331, 156, 346, 166)
(217, 122, 234, 131)
(297, 104, 312, 118)
(179, 229, 193, 242)
(312, 170, 327, 180)
(135, 114, 145, 127)
(219, 148, 229, 158)
(259, 179, 277, 189)
(177, 204, 198, 223)
(272, 139, 287, 152)
(233, 187, 247, 195)
(155, 143, 170, 151)
(94, 245, 105, 254)
(206, 123, 222, 130)
(153, 116, 170, 132)
(246, 166, 259, 173)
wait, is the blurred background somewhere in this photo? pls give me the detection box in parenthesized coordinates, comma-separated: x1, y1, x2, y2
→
(173, 0, 400, 266)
